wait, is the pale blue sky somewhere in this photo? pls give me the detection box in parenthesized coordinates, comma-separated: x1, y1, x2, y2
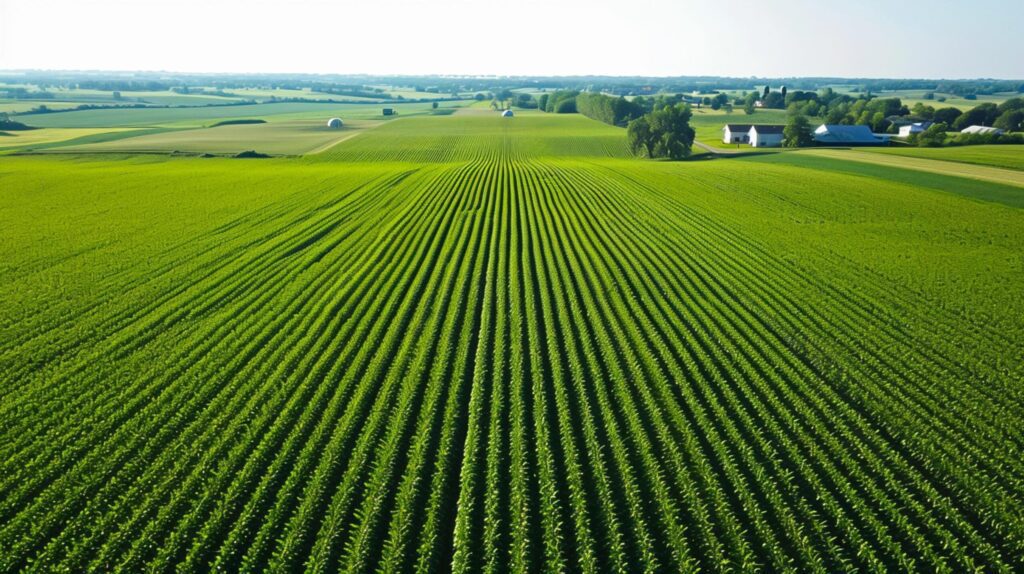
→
(1, 0, 1021, 78)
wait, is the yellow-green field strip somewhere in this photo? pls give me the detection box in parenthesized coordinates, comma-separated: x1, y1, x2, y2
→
(801, 148, 1024, 188)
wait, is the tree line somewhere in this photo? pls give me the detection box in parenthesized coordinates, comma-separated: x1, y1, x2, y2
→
(748, 86, 1024, 135)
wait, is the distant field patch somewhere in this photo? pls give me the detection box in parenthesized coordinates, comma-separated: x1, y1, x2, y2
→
(316, 113, 629, 162)
(861, 144, 1024, 171)
(0, 128, 133, 151)
(749, 151, 1024, 208)
(0, 101, 89, 114)
(798, 148, 1024, 189)
(210, 119, 267, 127)
(15, 101, 461, 129)
(62, 119, 375, 155)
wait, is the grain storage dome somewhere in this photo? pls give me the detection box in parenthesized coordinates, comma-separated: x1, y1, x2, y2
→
(327, 118, 344, 128)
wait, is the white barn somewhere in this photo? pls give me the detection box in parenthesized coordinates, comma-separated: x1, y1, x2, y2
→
(898, 121, 933, 138)
(749, 125, 785, 147)
(722, 124, 752, 144)
(961, 125, 1003, 135)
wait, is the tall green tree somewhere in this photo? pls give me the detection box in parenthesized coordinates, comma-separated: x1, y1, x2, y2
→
(933, 107, 962, 126)
(994, 110, 1023, 132)
(626, 116, 655, 158)
(627, 103, 694, 160)
(918, 122, 949, 147)
(784, 114, 813, 147)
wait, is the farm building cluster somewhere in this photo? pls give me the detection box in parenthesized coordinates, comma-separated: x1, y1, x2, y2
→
(722, 124, 785, 147)
(722, 123, 891, 147)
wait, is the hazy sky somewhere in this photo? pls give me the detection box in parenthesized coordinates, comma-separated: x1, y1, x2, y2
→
(1, 0, 1021, 78)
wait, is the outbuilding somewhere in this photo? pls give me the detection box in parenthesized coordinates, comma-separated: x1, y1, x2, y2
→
(898, 121, 933, 138)
(722, 124, 752, 144)
(327, 117, 344, 128)
(501, 109, 514, 118)
(748, 125, 785, 147)
(813, 124, 888, 145)
(382, 108, 395, 116)
(960, 125, 1003, 135)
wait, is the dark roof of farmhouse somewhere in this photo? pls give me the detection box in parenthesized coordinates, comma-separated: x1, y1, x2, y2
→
(750, 125, 785, 134)
(724, 124, 753, 131)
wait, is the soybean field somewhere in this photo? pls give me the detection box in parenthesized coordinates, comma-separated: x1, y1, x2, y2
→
(1, 113, 1023, 573)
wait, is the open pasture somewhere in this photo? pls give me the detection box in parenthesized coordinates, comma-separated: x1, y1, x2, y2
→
(861, 144, 1024, 171)
(14, 100, 465, 129)
(797, 148, 1024, 189)
(62, 119, 377, 156)
(0, 127, 136, 151)
(1, 112, 1023, 573)
(315, 112, 630, 162)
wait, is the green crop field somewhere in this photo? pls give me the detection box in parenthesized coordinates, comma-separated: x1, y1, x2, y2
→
(797, 149, 1024, 189)
(861, 144, 1024, 171)
(14, 100, 465, 129)
(0, 127, 136, 150)
(2, 112, 1023, 573)
(61, 119, 378, 155)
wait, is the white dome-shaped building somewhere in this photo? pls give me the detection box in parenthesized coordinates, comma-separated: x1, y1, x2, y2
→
(501, 110, 514, 118)
(327, 117, 344, 128)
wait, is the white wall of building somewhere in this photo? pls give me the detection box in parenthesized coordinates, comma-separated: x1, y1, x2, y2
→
(723, 127, 749, 144)
(749, 129, 783, 147)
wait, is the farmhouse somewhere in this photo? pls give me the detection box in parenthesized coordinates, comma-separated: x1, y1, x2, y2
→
(722, 124, 752, 143)
(502, 109, 514, 118)
(326, 117, 344, 128)
(382, 108, 395, 116)
(961, 125, 1003, 135)
(813, 124, 888, 145)
(749, 125, 785, 147)
(898, 121, 933, 138)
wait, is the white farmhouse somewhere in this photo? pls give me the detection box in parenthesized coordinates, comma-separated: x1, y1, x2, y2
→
(748, 125, 785, 147)
(898, 121, 933, 138)
(722, 124, 752, 144)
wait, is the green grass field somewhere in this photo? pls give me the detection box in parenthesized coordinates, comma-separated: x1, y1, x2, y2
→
(15, 100, 466, 129)
(61, 119, 377, 155)
(861, 144, 1024, 171)
(797, 148, 1024, 189)
(0, 127, 136, 150)
(1, 112, 1023, 572)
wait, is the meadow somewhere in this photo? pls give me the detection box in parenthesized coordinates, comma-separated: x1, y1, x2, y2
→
(13, 100, 461, 129)
(61, 119, 377, 156)
(0, 127, 138, 150)
(1, 112, 1023, 573)
(862, 144, 1024, 171)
